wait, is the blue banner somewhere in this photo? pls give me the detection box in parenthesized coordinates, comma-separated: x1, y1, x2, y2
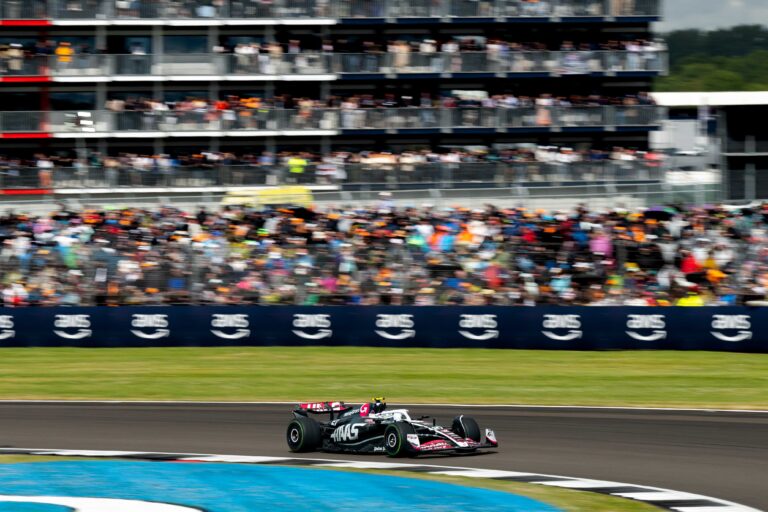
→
(0, 307, 765, 352)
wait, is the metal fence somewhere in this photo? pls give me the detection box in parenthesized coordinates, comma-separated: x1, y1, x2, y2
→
(0, 161, 666, 191)
(0, 0, 660, 19)
(0, 51, 667, 78)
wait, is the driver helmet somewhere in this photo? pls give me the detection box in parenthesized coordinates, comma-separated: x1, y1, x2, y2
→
(371, 397, 386, 414)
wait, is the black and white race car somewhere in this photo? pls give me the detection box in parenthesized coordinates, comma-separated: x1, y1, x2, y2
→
(286, 398, 498, 457)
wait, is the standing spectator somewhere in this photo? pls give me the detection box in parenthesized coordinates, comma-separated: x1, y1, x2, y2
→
(36, 155, 54, 188)
(55, 41, 74, 72)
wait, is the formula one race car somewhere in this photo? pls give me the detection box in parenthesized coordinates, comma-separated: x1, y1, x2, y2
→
(286, 398, 498, 457)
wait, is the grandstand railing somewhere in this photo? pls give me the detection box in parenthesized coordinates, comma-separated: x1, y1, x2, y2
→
(0, 161, 665, 190)
(0, 51, 668, 78)
(0, 0, 661, 20)
(0, 106, 665, 135)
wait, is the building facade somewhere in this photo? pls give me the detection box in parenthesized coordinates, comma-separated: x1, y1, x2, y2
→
(0, 0, 665, 191)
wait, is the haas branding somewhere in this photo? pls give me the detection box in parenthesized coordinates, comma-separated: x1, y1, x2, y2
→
(711, 315, 752, 342)
(54, 314, 92, 340)
(542, 314, 582, 341)
(458, 314, 499, 341)
(292, 314, 332, 340)
(130, 314, 170, 340)
(0, 315, 14, 340)
(375, 314, 415, 340)
(331, 423, 365, 443)
(211, 314, 250, 340)
(626, 314, 666, 341)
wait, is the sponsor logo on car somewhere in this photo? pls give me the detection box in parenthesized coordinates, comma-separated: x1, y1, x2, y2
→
(458, 314, 499, 340)
(406, 434, 420, 447)
(54, 314, 92, 340)
(301, 401, 343, 412)
(542, 314, 582, 341)
(375, 314, 415, 340)
(292, 314, 332, 339)
(130, 314, 170, 339)
(626, 314, 666, 341)
(711, 314, 752, 342)
(331, 423, 365, 442)
(210, 314, 250, 340)
(0, 315, 14, 340)
(359, 403, 371, 417)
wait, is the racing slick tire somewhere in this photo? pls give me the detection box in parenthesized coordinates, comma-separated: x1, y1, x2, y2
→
(384, 422, 417, 458)
(452, 415, 481, 442)
(286, 416, 322, 453)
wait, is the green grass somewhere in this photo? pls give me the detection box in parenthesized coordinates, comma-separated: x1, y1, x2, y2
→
(0, 347, 765, 408)
(0, 456, 657, 512)
(0, 455, 90, 463)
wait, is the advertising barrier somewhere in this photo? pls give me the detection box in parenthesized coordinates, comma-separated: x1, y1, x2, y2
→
(0, 307, 765, 352)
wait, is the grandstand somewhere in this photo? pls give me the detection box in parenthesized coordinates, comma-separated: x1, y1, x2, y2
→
(0, 0, 666, 207)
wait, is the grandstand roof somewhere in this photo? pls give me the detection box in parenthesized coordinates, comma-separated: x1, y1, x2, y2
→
(651, 91, 768, 107)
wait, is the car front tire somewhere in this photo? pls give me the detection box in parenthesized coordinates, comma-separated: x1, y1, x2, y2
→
(384, 422, 417, 458)
(452, 415, 481, 442)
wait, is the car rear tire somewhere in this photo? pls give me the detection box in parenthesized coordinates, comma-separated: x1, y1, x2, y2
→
(384, 422, 417, 458)
(286, 416, 322, 453)
(452, 415, 481, 442)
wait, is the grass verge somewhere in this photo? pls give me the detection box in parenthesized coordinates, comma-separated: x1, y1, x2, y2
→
(0, 347, 765, 408)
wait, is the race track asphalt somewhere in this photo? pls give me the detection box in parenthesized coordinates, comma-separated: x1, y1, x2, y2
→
(0, 403, 765, 510)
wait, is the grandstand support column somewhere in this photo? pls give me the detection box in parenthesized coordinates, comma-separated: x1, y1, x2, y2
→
(152, 26, 164, 100)
(95, 26, 106, 54)
(97, 138, 107, 158)
(208, 25, 220, 81)
(154, 137, 163, 156)
(96, 82, 107, 113)
(264, 25, 276, 99)
(718, 109, 730, 200)
(209, 81, 220, 103)
(321, 136, 330, 156)
(209, 22, 220, 102)
(746, 163, 756, 201)
(745, 135, 757, 200)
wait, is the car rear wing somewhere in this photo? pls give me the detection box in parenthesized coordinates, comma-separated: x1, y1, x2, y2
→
(294, 401, 350, 416)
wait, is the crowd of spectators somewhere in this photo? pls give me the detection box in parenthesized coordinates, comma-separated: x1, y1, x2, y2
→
(0, 36, 665, 75)
(4, 145, 664, 188)
(104, 92, 655, 111)
(0, 201, 757, 307)
(3, 0, 653, 20)
(97, 92, 657, 132)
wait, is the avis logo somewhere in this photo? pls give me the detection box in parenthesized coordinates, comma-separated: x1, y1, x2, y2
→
(54, 314, 92, 340)
(211, 314, 250, 340)
(130, 314, 170, 339)
(292, 314, 332, 340)
(459, 314, 499, 340)
(626, 314, 666, 341)
(375, 314, 415, 340)
(542, 314, 582, 341)
(711, 315, 752, 342)
(331, 422, 365, 442)
(0, 315, 14, 340)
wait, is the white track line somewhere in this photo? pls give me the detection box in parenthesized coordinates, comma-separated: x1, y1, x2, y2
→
(0, 400, 765, 413)
(0, 448, 761, 512)
(0, 495, 201, 511)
